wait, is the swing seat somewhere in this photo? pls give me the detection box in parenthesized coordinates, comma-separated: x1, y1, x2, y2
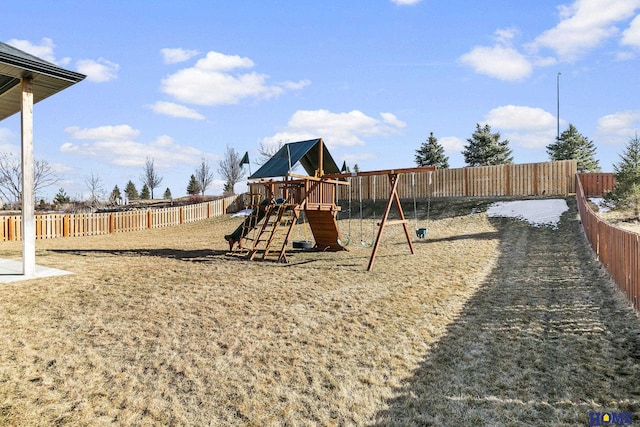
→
(337, 237, 350, 247)
(293, 240, 313, 249)
(416, 228, 428, 239)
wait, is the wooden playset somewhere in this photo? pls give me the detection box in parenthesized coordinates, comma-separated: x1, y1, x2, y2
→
(225, 138, 435, 270)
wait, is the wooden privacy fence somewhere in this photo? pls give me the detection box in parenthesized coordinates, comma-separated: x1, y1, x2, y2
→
(576, 174, 639, 312)
(0, 195, 241, 242)
(578, 172, 616, 197)
(337, 160, 577, 200)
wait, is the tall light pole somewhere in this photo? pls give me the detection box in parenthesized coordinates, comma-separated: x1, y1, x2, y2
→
(557, 72, 561, 141)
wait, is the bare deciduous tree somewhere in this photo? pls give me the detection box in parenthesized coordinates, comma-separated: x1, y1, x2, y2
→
(0, 153, 59, 205)
(140, 157, 163, 199)
(217, 146, 243, 196)
(84, 171, 105, 209)
(257, 140, 285, 166)
(195, 158, 215, 196)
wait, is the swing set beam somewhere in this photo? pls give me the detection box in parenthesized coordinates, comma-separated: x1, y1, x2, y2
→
(322, 165, 436, 179)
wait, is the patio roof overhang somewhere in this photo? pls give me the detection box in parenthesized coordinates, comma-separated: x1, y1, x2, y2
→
(0, 42, 85, 120)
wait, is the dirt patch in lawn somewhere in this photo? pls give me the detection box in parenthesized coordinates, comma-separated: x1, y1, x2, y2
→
(0, 197, 637, 425)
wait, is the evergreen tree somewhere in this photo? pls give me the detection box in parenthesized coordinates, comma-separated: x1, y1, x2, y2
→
(186, 174, 201, 196)
(124, 180, 139, 200)
(546, 123, 600, 172)
(140, 184, 151, 200)
(353, 164, 360, 173)
(53, 188, 70, 205)
(604, 135, 640, 218)
(463, 123, 513, 166)
(415, 132, 449, 168)
(163, 187, 172, 199)
(109, 185, 122, 204)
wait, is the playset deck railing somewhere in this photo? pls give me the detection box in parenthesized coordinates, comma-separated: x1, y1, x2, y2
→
(0, 195, 242, 241)
(247, 178, 339, 209)
(576, 173, 639, 312)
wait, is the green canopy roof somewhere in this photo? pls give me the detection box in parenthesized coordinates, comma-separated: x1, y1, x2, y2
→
(250, 138, 341, 179)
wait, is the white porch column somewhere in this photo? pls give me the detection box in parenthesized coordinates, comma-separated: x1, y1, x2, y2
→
(21, 76, 35, 276)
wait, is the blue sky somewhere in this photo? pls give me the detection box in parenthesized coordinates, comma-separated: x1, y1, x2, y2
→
(2, 0, 640, 200)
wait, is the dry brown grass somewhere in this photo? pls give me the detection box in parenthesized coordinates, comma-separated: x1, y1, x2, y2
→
(0, 198, 638, 426)
(594, 206, 640, 234)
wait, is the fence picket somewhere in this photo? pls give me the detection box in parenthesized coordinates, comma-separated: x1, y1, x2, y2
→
(0, 195, 240, 241)
(576, 174, 639, 313)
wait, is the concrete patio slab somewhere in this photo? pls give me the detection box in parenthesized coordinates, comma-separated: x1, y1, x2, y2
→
(0, 258, 73, 283)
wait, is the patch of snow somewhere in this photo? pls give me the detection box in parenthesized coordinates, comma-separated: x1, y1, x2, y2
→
(589, 197, 610, 213)
(231, 208, 253, 217)
(486, 199, 569, 229)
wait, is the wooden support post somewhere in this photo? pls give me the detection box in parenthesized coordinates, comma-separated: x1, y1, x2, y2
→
(21, 76, 35, 276)
(367, 173, 415, 272)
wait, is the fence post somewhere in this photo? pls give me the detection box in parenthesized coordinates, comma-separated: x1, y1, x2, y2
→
(463, 167, 469, 197)
(109, 213, 115, 234)
(8, 217, 14, 241)
(35, 216, 41, 240)
(63, 214, 69, 237)
(179, 207, 184, 224)
(147, 210, 152, 229)
(207, 202, 211, 218)
(505, 164, 511, 196)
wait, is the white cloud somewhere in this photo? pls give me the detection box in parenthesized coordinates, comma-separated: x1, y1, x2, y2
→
(380, 112, 407, 128)
(76, 58, 119, 82)
(390, 0, 421, 5)
(485, 105, 558, 148)
(279, 79, 312, 90)
(530, 0, 640, 61)
(160, 50, 309, 106)
(485, 105, 557, 130)
(65, 124, 140, 141)
(262, 109, 406, 148)
(6, 37, 117, 81)
(462, 2, 640, 80)
(622, 14, 640, 46)
(61, 125, 208, 168)
(6, 38, 57, 63)
(596, 110, 640, 144)
(195, 51, 255, 71)
(439, 136, 465, 152)
(460, 45, 532, 81)
(460, 28, 532, 81)
(160, 48, 200, 64)
(149, 101, 205, 120)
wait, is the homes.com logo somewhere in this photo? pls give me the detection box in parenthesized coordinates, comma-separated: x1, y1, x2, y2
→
(589, 411, 633, 425)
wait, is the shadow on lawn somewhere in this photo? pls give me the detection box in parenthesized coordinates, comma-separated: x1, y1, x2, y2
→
(414, 230, 500, 244)
(372, 203, 640, 425)
(49, 248, 229, 262)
